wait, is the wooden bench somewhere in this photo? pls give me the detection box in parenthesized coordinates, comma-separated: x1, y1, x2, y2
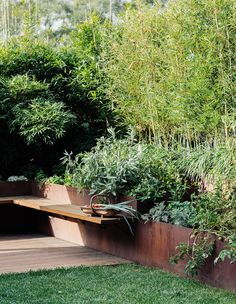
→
(0, 196, 125, 225)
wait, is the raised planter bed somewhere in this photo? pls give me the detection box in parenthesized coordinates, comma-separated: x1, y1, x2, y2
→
(31, 182, 91, 206)
(37, 214, 236, 291)
(1, 181, 235, 292)
(31, 182, 144, 213)
(0, 181, 31, 197)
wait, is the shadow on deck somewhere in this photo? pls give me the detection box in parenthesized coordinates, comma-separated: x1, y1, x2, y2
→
(0, 234, 130, 274)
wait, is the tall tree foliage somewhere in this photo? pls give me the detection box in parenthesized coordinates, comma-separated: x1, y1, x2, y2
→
(106, 0, 236, 145)
(0, 0, 129, 41)
(0, 16, 113, 177)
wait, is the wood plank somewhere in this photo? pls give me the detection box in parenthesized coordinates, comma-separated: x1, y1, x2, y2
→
(41, 204, 124, 224)
(13, 196, 68, 210)
(0, 234, 130, 274)
(0, 197, 14, 204)
(0, 200, 12, 205)
(0, 196, 36, 202)
(0, 195, 126, 224)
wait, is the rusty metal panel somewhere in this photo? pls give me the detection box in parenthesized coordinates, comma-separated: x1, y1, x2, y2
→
(37, 216, 236, 292)
(6, 182, 235, 292)
(0, 181, 31, 197)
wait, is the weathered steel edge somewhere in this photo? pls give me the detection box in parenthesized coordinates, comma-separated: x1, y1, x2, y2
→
(0, 181, 32, 197)
(0, 181, 235, 292)
(31, 182, 236, 292)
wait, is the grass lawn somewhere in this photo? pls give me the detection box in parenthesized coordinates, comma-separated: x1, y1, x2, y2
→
(0, 264, 235, 304)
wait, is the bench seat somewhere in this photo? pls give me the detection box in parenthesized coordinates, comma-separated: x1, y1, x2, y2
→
(0, 196, 125, 224)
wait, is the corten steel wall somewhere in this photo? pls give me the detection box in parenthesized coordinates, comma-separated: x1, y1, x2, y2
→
(31, 182, 140, 211)
(0, 181, 43, 233)
(32, 182, 91, 205)
(32, 183, 236, 292)
(0, 181, 31, 197)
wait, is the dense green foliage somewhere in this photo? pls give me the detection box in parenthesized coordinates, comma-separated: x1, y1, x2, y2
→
(142, 201, 196, 228)
(0, 0, 235, 278)
(11, 98, 76, 144)
(106, 0, 236, 143)
(60, 130, 187, 204)
(0, 16, 113, 177)
(56, 134, 236, 275)
(171, 145, 236, 275)
(101, 0, 236, 275)
(175, 141, 236, 185)
(0, 265, 235, 304)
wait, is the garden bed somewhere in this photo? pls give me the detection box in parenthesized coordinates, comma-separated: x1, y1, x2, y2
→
(31, 182, 236, 292)
(1, 181, 235, 292)
(37, 212, 236, 292)
(0, 181, 31, 197)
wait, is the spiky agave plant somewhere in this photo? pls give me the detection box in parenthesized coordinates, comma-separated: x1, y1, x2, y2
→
(92, 200, 140, 234)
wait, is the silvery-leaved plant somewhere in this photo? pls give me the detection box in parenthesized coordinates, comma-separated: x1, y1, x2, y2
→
(7, 176, 28, 182)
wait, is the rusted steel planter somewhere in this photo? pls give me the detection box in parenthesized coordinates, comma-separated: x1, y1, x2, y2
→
(0, 181, 31, 197)
(37, 215, 236, 291)
(1, 181, 235, 292)
(31, 182, 91, 206)
(31, 182, 140, 210)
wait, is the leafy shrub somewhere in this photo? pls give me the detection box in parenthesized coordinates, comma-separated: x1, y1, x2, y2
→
(34, 169, 48, 182)
(171, 233, 215, 277)
(7, 175, 28, 182)
(64, 129, 145, 195)
(11, 98, 76, 144)
(45, 175, 65, 185)
(62, 130, 187, 206)
(174, 141, 236, 189)
(171, 182, 236, 275)
(168, 143, 236, 274)
(0, 16, 114, 177)
(142, 201, 196, 228)
(7, 74, 49, 100)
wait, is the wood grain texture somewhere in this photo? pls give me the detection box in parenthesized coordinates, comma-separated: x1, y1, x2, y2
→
(41, 204, 124, 224)
(13, 196, 67, 210)
(0, 196, 125, 224)
(0, 234, 130, 274)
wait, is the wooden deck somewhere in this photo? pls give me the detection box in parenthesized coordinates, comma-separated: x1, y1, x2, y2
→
(0, 234, 130, 274)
